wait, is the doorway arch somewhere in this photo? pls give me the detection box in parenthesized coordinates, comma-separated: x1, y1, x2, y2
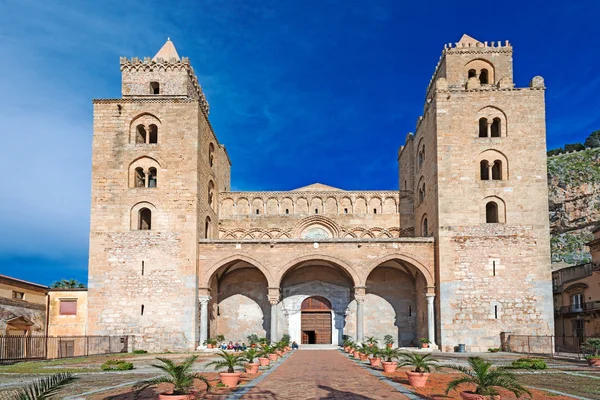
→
(301, 296, 332, 344)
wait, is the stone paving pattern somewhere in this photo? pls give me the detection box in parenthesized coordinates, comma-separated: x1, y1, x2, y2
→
(241, 350, 409, 399)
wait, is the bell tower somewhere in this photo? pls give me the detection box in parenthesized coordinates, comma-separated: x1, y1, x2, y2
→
(400, 35, 553, 351)
(87, 39, 230, 351)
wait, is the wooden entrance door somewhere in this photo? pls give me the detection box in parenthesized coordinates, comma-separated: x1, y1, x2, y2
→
(301, 296, 332, 344)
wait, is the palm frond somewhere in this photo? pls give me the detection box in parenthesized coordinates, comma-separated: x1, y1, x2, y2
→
(14, 373, 77, 400)
(444, 376, 474, 395)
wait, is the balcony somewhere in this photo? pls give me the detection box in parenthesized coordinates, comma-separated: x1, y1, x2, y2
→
(557, 300, 600, 315)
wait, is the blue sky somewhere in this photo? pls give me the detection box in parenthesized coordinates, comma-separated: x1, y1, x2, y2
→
(0, 0, 597, 285)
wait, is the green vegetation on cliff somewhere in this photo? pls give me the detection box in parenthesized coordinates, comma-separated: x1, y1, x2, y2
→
(548, 147, 600, 264)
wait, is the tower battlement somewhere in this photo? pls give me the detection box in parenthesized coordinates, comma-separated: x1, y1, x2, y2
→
(119, 40, 209, 115)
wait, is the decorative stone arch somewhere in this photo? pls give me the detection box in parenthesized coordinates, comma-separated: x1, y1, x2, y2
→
(220, 198, 235, 216)
(296, 197, 309, 214)
(465, 59, 495, 85)
(224, 228, 246, 239)
(420, 214, 429, 236)
(292, 216, 341, 239)
(363, 253, 435, 287)
(478, 149, 509, 180)
(369, 197, 382, 214)
(275, 254, 361, 287)
(325, 196, 338, 214)
(201, 254, 275, 288)
(340, 197, 353, 214)
(130, 201, 157, 230)
(383, 197, 397, 214)
(251, 197, 265, 215)
(281, 197, 293, 214)
(482, 195, 506, 224)
(417, 176, 426, 204)
(477, 106, 508, 137)
(310, 197, 324, 214)
(354, 197, 367, 213)
(416, 138, 425, 169)
(387, 227, 401, 238)
(266, 197, 279, 214)
(236, 197, 250, 215)
(129, 112, 162, 144)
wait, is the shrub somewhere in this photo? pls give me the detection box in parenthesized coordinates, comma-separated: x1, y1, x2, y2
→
(510, 358, 547, 370)
(488, 348, 500, 353)
(247, 334, 260, 345)
(133, 349, 148, 354)
(101, 359, 134, 371)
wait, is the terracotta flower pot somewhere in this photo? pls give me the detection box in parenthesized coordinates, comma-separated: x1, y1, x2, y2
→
(258, 357, 270, 366)
(276, 350, 283, 356)
(206, 344, 214, 349)
(268, 353, 278, 361)
(589, 358, 600, 367)
(219, 372, 242, 388)
(387, 344, 393, 348)
(406, 371, 430, 388)
(381, 361, 397, 373)
(285, 346, 291, 351)
(359, 353, 369, 361)
(369, 357, 381, 367)
(353, 351, 360, 359)
(158, 394, 194, 400)
(245, 363, 259, 374)
(421, 343, 429, 348)
(343, 346, 349, 352)
(460, 391, 486, 400)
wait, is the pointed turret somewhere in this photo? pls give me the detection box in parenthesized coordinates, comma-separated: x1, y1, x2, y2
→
(457, 34, 482, 46)
(153, 38, 180, 61)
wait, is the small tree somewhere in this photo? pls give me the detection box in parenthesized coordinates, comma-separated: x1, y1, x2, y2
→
(547, 147, 564, 156)
(445, 356, 530, 398)
(383, 335, 394, 346)
(50, 279, 86, 289)
(247, 334, 260, 345)
(380, 346, 402, 362)
(564, 143, 585, 152)
(365, 336, 378, 346)
(242, 347, 260, 364)
(585, 130, 600, 148)
(584, 337, 600, 359)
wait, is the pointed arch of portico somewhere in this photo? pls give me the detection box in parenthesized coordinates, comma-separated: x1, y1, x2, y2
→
(276, 254, 360, 288)
(201, 254, 275, 288)
(363, 253, 434, 288)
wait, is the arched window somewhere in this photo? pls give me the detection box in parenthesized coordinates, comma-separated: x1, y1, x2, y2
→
(135, 167, 146, 188)
(208, 180, 215, 208)
(150, 82, 160, 94)
(204, 216, 211, 238)
(480, 161, 489, 180)
(136, 125, 147, 144)
(491, 118, 501, 137)
(492, 160, 502, 180)
(422, 217, 428, 236)
(479, 118, 488, 137)
(486, 202, 498, 223)
(139, 208, 152, 230)
(480, 69, 489, 85)
(148, 124, 158, 143)
(209, 143, 215, 167)
(468, 69, 477, 79)
(148, 168, 157, 188)
(417, 151, 423, 168)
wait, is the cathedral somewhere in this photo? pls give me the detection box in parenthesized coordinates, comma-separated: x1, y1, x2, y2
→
(87, 34, 554, 352)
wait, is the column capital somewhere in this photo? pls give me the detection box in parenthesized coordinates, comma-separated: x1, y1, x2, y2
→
(426, 286, 436, 296)
(268, 287, 280, 305)
(426, 293, 436, 299)
(199, 295, 211, 305)
(354, 285, 366, 301)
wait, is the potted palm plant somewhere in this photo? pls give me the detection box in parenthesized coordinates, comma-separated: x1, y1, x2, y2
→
(397, 352, 439, 387)
(381, 346, 401, 373)
(368, 345, 382, 367)
(445, 356, 531, 399)
(366, 336, 378, 347)
(247, 334, 260, 348)
(203, 338, 218, 349)
(584, 338, 600, 367)
(134, 355, 210, 399)
(257, 346, 271, 367)
(359, 343, 371, 361)
(419, 338, 431, 348)
(384, 334, 394, 348)
(205, 350, 247, 388)
(242, 347, 260, 374)
(259, 343, 278, 363)
(275, 341, 285, 357)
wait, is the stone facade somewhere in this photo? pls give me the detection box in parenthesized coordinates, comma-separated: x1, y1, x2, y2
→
(0, 275, 47, 336)
(87, 35, 553, 352)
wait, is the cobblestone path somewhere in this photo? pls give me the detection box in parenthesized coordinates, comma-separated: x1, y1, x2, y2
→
(241, 350, 410, 399)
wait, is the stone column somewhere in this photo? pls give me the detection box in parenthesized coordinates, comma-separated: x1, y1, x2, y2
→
(354, 286, 366, 343)
(488, 164, 493, 180)
(198, 296, 211, 349)
(487, 122, 492, 137)
(426, 294, 437, 347)
(268, 287, 280, 343)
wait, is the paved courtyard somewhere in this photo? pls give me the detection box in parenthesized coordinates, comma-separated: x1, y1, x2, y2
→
(241, 350, 409, 400)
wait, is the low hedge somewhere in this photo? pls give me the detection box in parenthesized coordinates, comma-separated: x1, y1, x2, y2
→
(101, 359, 134, 371)
(132, 349, 148, 354)
(510, 358, 547, 370)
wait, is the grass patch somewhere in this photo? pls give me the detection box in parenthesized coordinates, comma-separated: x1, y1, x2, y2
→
(518, 372, 600, 399)
(510, 358, 547, 370)
(101, 359, 134, 371)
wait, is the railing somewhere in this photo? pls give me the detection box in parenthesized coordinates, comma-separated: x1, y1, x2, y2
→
(558, 300, 600, 315)
(503, 334, 597, 359)
(0, 335, 130, 362)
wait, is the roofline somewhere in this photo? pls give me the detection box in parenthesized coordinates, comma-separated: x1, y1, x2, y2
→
(48, 288, 88, 292)
(0, 274, 48, 290)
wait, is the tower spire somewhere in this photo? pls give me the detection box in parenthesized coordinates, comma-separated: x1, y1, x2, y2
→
(153, 38, 180, 61)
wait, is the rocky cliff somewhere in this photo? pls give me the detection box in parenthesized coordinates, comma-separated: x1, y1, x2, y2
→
(548, 148, 600, 264)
